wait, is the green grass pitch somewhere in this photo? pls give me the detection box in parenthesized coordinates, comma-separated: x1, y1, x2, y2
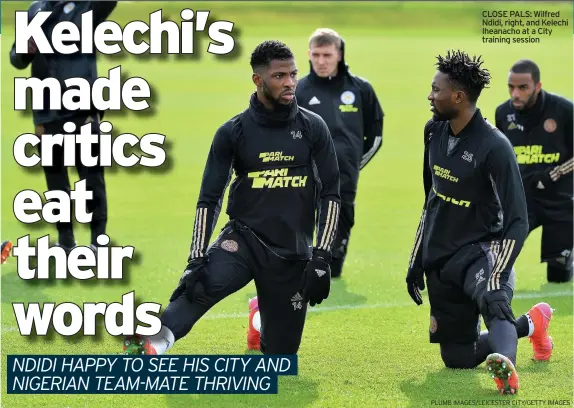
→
(1, 2, 573, 407)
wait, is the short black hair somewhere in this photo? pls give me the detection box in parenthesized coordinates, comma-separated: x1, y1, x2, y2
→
(250, 40, 294, 72)
(510, 59, 540, 83)
(435, 50, 491, 103)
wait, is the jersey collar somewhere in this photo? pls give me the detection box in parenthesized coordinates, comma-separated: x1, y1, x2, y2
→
(449, 108, 484, 138)
(248, 92, 298, 128)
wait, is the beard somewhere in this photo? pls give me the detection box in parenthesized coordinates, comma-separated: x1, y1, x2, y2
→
(432, 106, 457, 122)
(514, 89, 537, 110)
(262, 80, 292, 110)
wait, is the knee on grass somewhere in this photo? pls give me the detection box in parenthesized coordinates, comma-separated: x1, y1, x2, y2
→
(260, 340, 301, 355)
(440, 344, 479, 369)
(547, 258, 573, 283)
(330, 258, 344, 278)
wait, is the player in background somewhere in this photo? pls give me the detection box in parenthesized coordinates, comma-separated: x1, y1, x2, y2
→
(247, 28, 383, 350)
(1, 241, 13, 264)
(406, 50, 554, 396)
(495, 59, 573, 284)
(296, 28, 384, 278)
(9, 1, 117, 252)
(123, 40, 341, 356)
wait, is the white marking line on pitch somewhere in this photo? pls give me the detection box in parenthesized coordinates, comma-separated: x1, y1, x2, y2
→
(2, 290, 572, 333)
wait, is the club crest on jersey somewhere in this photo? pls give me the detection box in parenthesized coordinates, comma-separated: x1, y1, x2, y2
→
(63, 2, 75, 14)
(221, 239, 239, 252)
(339, 91, 358, 113)
(429, 315, 438, 334)
(340, 91, 355, 105)
(544, 118, 557, 133)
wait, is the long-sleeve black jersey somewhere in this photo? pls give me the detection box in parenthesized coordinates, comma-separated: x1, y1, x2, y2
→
(408, 109, 529, 291)
(189, 92, 341, 261)
(295, 40, 383, 197)
(10, 1, 117, 125)
(495, 90, 573, 208)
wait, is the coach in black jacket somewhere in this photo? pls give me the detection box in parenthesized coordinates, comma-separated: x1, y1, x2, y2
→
(295, 28, 384, 278)
(10, 1, 117, 251)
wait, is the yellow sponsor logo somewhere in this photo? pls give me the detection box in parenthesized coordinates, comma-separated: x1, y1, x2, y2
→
(433, 187, 471, 207)
(338, 104, 358, 113)
(248, 168, 308, 189)
(259, 151, 294, 163)
(514, 145, 560, 164)
(433, 165, 459, 183)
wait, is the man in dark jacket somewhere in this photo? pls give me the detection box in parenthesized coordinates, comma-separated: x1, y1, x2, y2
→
(407, 50, 554, 396)
(10, 1, 117, 251)
(295, 28, 384, 278)
(123, 40, 341, 356)
(495, 59, 573, 284)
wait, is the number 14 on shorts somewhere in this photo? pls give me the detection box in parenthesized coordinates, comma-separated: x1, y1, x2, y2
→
(291, 292, 303, 310)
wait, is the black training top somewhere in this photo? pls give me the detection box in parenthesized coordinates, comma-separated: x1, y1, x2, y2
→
(495, 90, 573, 210)
(296, 39, 383, 196)
(409, 109, 529, 291)
(189, 93, 341, 261)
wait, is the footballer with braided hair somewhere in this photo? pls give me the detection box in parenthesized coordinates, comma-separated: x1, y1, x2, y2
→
(406, 50, 554, 395)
